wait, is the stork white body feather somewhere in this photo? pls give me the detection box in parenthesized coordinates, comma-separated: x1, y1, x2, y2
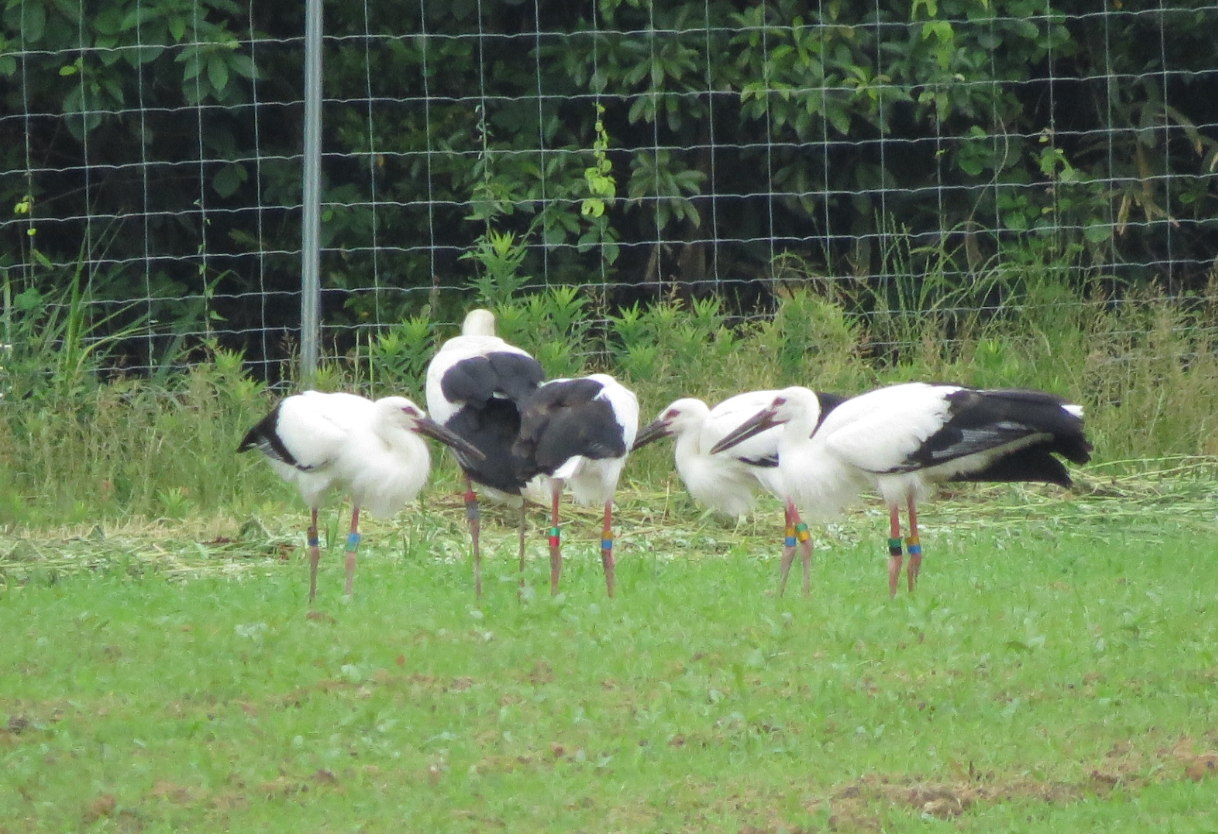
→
(238, 390, 482, 601)
(663, 392, 784, 517)
(260, 391, 433, 517)
(710, 382, 1092, 596)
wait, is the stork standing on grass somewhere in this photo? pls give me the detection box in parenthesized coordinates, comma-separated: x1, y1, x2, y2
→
(237, 391, 484, 603)
(425, 309, 546, 599)
(633, 389, 845, 597)
(514, 373, 639, 598)
(711, 383, 1092, 596)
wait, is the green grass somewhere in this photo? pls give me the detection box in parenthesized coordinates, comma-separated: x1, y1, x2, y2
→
(3, 480, 1218, 833)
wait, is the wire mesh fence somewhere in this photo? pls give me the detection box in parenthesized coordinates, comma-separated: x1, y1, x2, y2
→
(1, 0, 1216, 382)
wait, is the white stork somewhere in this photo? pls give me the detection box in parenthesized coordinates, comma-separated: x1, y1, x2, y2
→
(514, 373, 639, 598)
(633, 389, 845, 596)
(238, 391, 483, 603)
(424, 309, 546, 598)
(711, 383, 1092, 596)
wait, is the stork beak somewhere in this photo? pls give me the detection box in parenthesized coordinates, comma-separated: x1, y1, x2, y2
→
(414, 416, 486, 461)
(709, 407, 782, 455)
(632, 417, 673, 451)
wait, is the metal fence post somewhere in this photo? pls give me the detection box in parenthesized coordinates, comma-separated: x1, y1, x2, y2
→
(300, 0, 324, 385)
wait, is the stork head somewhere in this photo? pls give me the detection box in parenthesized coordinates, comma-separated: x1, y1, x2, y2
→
(381, 396, 486, 461)
(461, 308, 497, 337)
(708, 387, 821, 455)
(632, 398, 709, 451)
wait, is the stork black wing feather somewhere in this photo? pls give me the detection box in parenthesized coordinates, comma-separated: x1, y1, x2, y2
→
(903, 388, 1092, 469)
(516, 379, 626, 477)
(441, 351, 544, 408)
(237, 403, 302, 468)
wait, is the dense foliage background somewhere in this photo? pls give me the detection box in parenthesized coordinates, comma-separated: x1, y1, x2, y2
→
(1, 0, 1216, 375)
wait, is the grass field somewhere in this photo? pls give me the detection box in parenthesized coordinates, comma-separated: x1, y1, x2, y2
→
(3, 471, 1218, 833)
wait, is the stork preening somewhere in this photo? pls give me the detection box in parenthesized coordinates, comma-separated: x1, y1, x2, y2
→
(237, 391, 483, 603)
(712, 383, 1092, 597)
(515, 373, 639, 598)
(425, 309, 546, 598)
(633, 390, 845, 596)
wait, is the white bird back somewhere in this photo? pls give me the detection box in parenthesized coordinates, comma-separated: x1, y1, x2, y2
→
(259, 392, 434, 517)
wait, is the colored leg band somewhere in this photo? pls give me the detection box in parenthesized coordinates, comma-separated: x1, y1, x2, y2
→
(464, 491, 479, 521)
(784, 526, 796, 548)
(549, 527, 560, 548)
(906, 538, 923, 556)
(794, 522, 811, 543)
(888, 537, 903, 557)
(346, 532, 361, 551)
(601, 536, 614, 551)
(307, 527, 320, 548)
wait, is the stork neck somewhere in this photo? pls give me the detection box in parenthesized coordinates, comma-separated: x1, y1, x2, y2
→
(672, 423, 703, 465)
(779, 408, 819, 454)
(372, 401, 415, 448)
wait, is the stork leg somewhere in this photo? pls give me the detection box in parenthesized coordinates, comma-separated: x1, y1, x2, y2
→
(905, 496, 922, 593)
(792, 504, 814, 598)
(549, 480, 564, 596)
(778, 503, 797, 598)
(463, 478, 482, 600)
(517, 502, 528, 599)
(307, 507, 322, 605)
(344, 505, 362, 597)
(888, 504, 903, 599)
(601, 500, 616, 599)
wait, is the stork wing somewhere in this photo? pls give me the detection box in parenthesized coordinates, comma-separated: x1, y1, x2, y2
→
(269, 393, 357, 471)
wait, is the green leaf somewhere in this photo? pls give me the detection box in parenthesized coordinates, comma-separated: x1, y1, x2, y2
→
(228, 53, 259, 80)
(120, 6, 159, 31)
(126, 45, 165, 66)
(17, 2, 46, 43)
(212, 163, 247, 199)
(208, 54, 230, 92)
(178, 51, 202, 79)
(1083, 222, 1113, 244)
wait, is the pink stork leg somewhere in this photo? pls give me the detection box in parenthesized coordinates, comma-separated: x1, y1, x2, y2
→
(792, 504, 814, 598)
(888, 504, 904, 599)
(905, 496, 922, 593)
(344, 505, 362, 597)
(307, 507, 322, 605)
(549, 480, 564, 596)
(778, 503, 797, 597)
(463, 477, 482, 600)
(517, 502, 528, 598)
(601, 500, 616, 599)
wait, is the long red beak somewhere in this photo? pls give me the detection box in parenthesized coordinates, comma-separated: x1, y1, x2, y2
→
(709, 407, 782, 455)
(415, 417, 486, 462)
(632, 417, 673, 451)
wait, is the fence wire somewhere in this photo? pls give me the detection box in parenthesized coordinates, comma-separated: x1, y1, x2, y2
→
(1, 1, 1216, 381)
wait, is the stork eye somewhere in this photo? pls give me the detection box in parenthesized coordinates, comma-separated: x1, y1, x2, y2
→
(663, 408, 679, 420)
(402, 406, 420, 417)
(773, 397, 787, 406)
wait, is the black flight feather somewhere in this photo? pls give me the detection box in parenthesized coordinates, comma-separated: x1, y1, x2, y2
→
(237, 402, 306, 469)
(515, 379, 627, 478)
